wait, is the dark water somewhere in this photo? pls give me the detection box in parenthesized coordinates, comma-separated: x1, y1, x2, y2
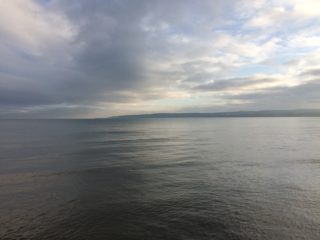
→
(1, 118, 320, 240)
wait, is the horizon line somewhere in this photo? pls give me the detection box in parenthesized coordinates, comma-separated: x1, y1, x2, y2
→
(1, 108, 320, 120)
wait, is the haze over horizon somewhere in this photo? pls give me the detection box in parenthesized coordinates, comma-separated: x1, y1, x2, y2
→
(1, 0, 320, 118)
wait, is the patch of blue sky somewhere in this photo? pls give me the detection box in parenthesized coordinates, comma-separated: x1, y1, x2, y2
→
(230, 64, 279, 78)
(265, 55, 299, 65)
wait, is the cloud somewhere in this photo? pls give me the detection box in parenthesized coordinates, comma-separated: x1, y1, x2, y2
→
(0, 0, 319, 118)
(299, 69, 320, 77)
(223, 77, 320, 109)
(192, 77, 281, 92)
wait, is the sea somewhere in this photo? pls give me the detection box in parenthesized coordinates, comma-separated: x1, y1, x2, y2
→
(0, 117, 320, 239)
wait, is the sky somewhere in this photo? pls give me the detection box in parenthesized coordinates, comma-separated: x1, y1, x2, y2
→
(0, 0, 320, 118)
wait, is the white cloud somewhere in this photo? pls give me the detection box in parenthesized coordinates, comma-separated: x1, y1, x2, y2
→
(0, 0, 75, 55)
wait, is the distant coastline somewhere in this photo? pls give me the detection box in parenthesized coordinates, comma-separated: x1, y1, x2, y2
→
(109, 109, 320, 119)
(2, 109, 320, 120)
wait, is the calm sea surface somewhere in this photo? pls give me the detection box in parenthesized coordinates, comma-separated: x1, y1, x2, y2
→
(1, 118, 320, 240)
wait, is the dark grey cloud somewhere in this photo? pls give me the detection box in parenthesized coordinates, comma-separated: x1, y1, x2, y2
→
(224, 79, 320, 109)
(299, 69, 320, 77)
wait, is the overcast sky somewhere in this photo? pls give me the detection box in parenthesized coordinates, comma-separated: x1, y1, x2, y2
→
(0, 0, 320, 118)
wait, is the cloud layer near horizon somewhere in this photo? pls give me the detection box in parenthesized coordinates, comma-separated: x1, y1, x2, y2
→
(0, 0, 320, 118)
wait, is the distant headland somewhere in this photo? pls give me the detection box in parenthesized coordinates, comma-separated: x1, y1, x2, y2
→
(108, 109, 320, 119)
